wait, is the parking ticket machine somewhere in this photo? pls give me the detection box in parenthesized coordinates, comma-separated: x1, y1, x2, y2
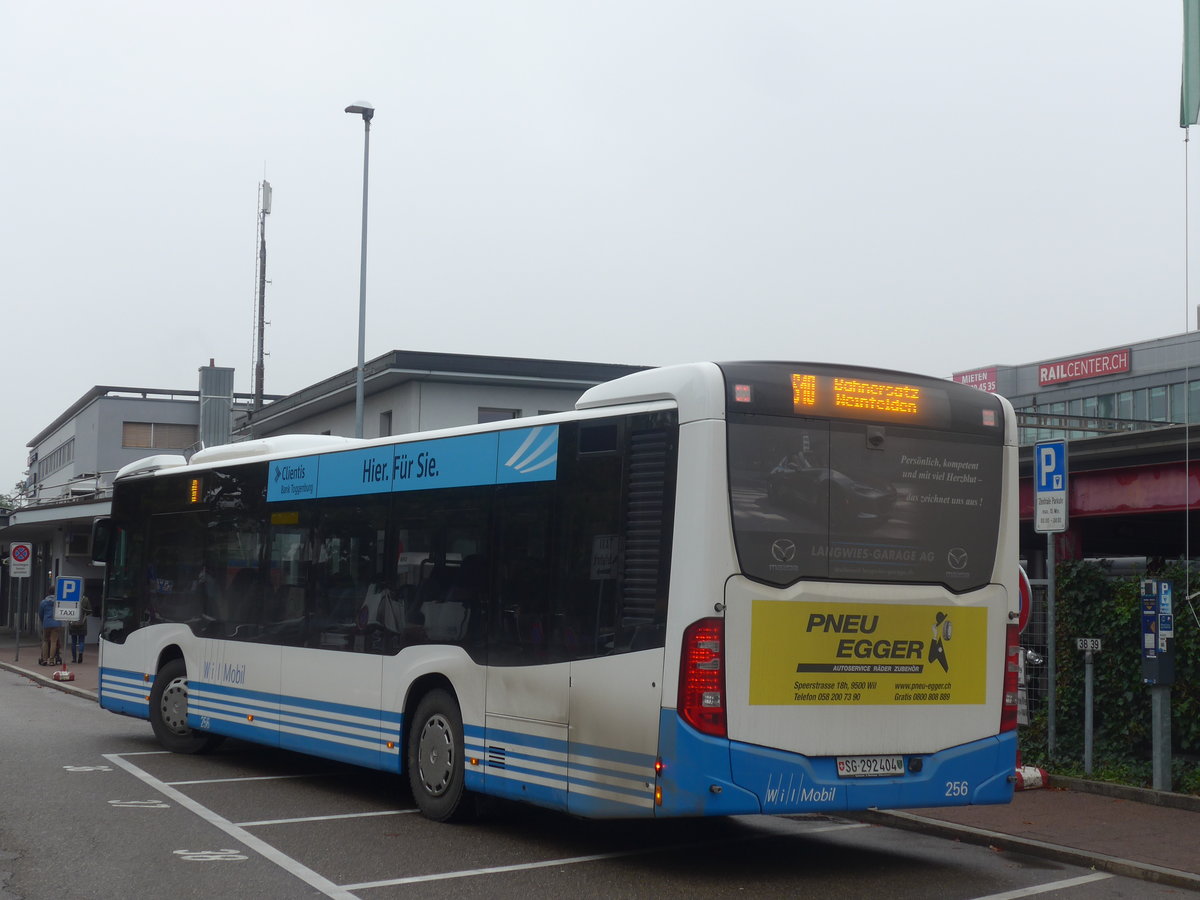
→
(1140, 579, 1175, 686)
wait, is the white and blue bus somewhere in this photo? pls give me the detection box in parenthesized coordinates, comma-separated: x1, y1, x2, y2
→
(94, 361, 1020, 821)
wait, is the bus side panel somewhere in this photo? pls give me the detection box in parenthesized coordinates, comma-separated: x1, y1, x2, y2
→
(566, 650, 665, 818)
(280, 647, 386, 771)
(382, 646, 486, 778)
(480, 656, 570, 811)
(655, 711, 762, 816)
(187, 642, 281, 748)
(96, 629, 155, 720)
(478, 718, 570, 812)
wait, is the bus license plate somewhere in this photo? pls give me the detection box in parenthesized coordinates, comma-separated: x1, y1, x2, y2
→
(836, 755, 904, 778)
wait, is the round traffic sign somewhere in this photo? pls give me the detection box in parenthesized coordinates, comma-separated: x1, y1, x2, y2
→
(11, 544, 30, 563)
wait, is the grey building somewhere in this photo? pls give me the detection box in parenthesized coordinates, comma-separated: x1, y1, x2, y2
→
(0, 365, 247, 635)
(236, 349, 647, 440)
(954, 329, 1200, 443)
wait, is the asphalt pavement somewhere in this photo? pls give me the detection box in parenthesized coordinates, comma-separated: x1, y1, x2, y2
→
(2, 631, 1197, 892)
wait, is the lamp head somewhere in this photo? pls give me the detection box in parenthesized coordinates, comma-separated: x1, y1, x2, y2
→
(345, 102, 375, 122)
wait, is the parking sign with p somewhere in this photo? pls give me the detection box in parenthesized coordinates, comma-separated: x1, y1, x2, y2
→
(54, 576, 84, 621)
(1034, 439, 1068, 534)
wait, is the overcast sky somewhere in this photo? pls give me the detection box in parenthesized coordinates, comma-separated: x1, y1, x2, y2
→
(0, 2, 1193, 491)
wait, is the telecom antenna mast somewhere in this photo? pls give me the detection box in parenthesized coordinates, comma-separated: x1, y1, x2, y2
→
(253, 180, 272, 410)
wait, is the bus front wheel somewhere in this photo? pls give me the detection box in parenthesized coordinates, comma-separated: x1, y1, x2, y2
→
(407, 688, 473, 822)
(149, 658, 225, 754)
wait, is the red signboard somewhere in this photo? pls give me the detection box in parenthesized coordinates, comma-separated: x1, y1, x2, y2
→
(1038, 349, 1130, 386)
(953, 367, 997, 393)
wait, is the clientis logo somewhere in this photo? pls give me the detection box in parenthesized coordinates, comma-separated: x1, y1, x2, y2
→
(274, 463, 307, 483)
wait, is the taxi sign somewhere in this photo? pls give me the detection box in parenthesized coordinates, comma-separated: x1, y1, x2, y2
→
(54, 576, 84, 622)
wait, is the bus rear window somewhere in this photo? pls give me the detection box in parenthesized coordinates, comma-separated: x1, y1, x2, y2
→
(727, 418, 1002, 592)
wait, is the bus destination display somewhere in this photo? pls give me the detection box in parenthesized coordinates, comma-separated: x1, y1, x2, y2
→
(792, 373, 935, 423)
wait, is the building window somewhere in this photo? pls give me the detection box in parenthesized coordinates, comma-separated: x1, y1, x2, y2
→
(1132, 389, 1148, 420)
(1149, 386, 1168, 422)
(478, 407, 520, 424)
(38, 439, 74, 478)
(65, 533, 91, 557)
(1170, 383, 1184, 423)
(379, 410, 392, 437)
(1117, 391, 1133, 419)
(122, 422, 199, 449)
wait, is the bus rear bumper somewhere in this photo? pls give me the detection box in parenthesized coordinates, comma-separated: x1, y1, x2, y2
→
(656, 710, 1016, 816)
(728, 729, 1017, 813)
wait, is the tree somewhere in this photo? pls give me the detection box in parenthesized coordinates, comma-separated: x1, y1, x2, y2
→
(0, 480, 27, 510)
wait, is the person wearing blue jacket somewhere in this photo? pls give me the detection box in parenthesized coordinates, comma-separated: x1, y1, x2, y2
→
(38, 590, 63, 666)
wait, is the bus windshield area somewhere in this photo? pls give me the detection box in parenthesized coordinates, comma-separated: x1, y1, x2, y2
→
(727, 417, 1002, 591)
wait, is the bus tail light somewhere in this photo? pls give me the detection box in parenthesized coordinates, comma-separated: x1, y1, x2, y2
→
(678, 617, 726, 738)
(1000, 624, 1020, 733)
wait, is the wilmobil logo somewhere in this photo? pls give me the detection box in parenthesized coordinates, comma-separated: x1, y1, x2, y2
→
(763, 777, 837, 808)
(749, 599, 988, 707)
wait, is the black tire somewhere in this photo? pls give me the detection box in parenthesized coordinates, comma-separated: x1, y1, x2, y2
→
(149, 658, 225, 754)
(407, 688, 473, 822)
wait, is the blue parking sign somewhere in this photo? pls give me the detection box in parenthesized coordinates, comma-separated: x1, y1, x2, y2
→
(1034, 439, 1068, 533)
(55, 576, 84, 622)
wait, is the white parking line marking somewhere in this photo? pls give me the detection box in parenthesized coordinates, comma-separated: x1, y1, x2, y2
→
(165, 773, 328, 785)
(340, 822, 868, 890)
(104, 754, 358, 900)
(237, 809, 417, 827)
(967, 872, 1113, 900)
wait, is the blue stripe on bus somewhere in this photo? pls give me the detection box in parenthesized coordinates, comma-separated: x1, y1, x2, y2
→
(266, 425, 559, 502)
(473, 722, 655, 814)
(197, 680, 403, 727)
(188, 681, 404, 771)
(479, 724, 653, 768)
(99, 668, 151, 719)
(111, 666, 652, 813)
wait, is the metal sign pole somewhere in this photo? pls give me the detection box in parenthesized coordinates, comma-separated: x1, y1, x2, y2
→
(1083, 647, 1094, 774)
(1046, 532, 1056, 757)
(10, 569, 17, 663)
(1034, 439, 1067, 761)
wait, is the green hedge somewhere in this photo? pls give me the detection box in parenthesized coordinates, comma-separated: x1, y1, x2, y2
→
(1019, 560, 1200, 794)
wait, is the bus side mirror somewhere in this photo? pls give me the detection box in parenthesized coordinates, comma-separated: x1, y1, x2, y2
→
(90, 517, 111, 566)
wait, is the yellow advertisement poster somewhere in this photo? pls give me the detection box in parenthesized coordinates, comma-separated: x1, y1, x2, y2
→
(749, 600, 988, 706)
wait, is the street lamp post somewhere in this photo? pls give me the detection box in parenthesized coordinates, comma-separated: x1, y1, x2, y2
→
(345, 102, 374, 439)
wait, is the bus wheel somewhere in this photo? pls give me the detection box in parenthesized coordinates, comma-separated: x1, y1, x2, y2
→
(149, 659, 224, 754)
(407, 689, 472, 822)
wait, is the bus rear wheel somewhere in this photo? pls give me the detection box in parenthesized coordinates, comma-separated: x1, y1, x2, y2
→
(407, 688, 473, 822)
(149, 658, 225, 754)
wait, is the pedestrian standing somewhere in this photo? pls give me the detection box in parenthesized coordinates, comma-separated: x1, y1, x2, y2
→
(69, 595, 93, 663)
(39, 590, 63, 666)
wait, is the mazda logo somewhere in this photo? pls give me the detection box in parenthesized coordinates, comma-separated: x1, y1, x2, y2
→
(947, 547, 969, 570)
(771, 539, 797, 562)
